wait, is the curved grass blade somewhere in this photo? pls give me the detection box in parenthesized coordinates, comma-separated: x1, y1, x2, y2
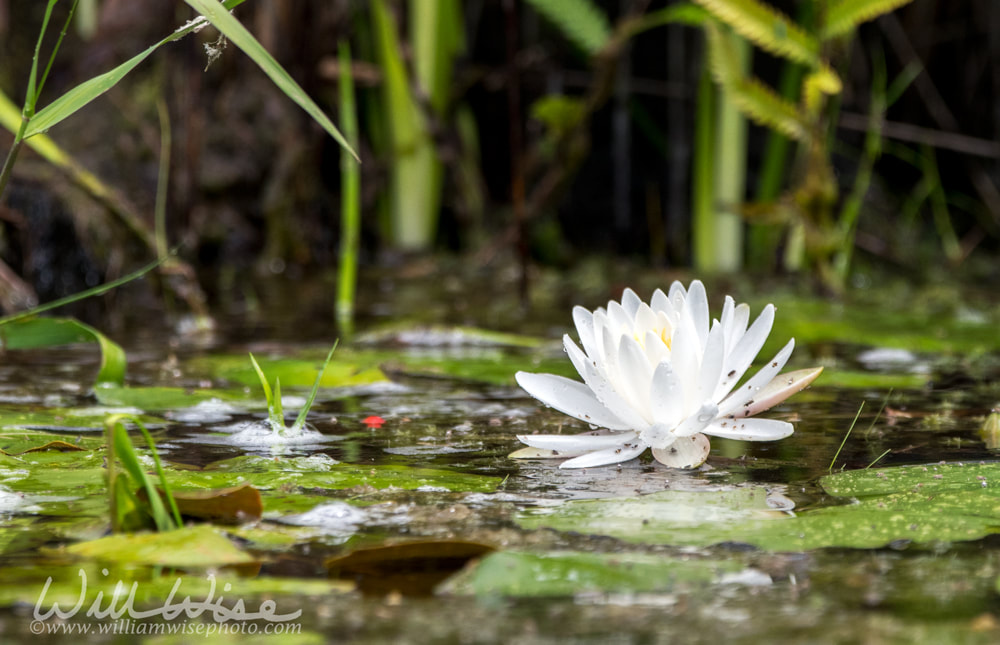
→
(291, 342, 339, 434)
(184, 0, 358, 160)
(24, 1, 246, 138)
(0, 317, 125, 387)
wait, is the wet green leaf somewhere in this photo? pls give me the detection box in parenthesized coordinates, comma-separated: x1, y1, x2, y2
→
(0, 317, 126, 386)
(188, 353, 386, 389)
(0, 407, 163, 432)
(0, 561, 350, 610)
(94, 385, 250, 410)
(518, 462, 1000, 550)
(61, 525, 256, 567)
(205, 455, 500, 494)
(444, 550, 746, 596)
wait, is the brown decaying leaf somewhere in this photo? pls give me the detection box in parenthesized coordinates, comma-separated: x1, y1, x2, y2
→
(326, 540, 496, 596)
(138, 483, 263, 525)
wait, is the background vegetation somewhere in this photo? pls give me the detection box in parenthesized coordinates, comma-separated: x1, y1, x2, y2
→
(0, 0, 996, 329)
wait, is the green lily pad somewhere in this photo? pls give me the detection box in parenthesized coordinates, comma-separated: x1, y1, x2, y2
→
(188, 353, 386, 389)
(205, 455, 500, 494)
(443, 550, 747, 596)
(0, 429, 106, 452)
(60, 525, 255, 567)
(0, 408, 163, 432)
(517, 461, 1000, 550)
(94, 385, 252, 411)
(0, 561, 350, 610)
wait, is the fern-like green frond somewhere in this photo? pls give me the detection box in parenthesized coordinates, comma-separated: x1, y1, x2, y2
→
(823, 0, 914, 40)
(524, 0, 611, 55)
(705, 23, 810, 142)
(802, 64, 842, 116)
(732, 77, 810, 142)
(694, 0, 819, 66)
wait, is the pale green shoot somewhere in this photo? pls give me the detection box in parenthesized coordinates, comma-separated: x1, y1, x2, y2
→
(249, 342, 339, 437)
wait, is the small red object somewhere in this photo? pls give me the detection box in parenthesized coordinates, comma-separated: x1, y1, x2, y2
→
(363, 415, 385, 428)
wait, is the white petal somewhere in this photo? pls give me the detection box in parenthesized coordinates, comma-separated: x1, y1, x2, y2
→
(621, 288, 642, 318)
(516, 430, 640, 453)
(509, 446, 567, 459)
(714, 304, 775, 400)
(572, 306, 599, 362)
(674, 402, 719, 437)
(684, 280, 710, 349)
(652, 433, 711, 469)
(669, 314, 701, 411)
(617, 335, 653, 420)
(698, 321, 726, 402)
(719, 296, 735, 333)
(634, 303, 657, 334)
(564, 339, 650, 430)
(649, 361, 684, 429)
(650, 288, 670, 315)
(515, 371, 630, 429)
(639, 422, 676, 450)
(644, 330, 669, 366)
(607, 300, 631, 334)
(702, 418, 794, 441)
(668, 281, 687, 311)
(727, 303, 751, 349)
(737, 367, 823, 418)
(591, 309, 612, 363)
(559, 441, 647, 469)
(717, 339, 795, 418)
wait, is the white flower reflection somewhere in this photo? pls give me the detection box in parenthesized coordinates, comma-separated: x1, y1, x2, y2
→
(512, 280, 822, 469)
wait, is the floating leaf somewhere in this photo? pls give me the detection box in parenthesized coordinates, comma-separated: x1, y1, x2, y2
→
(326, 540, 495, 595)
(443, 550, 748, 597)
(518, 462, 1000, 550)
(61, 525, 256, 567)
(138, 483, 263, 525)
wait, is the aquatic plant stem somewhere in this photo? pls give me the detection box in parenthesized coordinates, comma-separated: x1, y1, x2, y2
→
(336, 42, 360, 337)
(0, 253, 172, 325)
(829, 401, 865, 472)
(155, 95, 172, 261)
(865, 449, 891, 469)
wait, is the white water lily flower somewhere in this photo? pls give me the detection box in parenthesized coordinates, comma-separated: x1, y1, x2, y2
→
(512, 281, 822, 469)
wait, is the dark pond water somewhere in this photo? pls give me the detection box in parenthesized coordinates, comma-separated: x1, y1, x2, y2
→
(1, 269, 999, 643)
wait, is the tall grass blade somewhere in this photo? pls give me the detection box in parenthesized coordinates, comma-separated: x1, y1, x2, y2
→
(523, 0, 611, 55)
(291, 342, 340, 433)
(184, 0, 357, 160)
(25, 1, 246, 137)
(337, 42, 361, 335)
(829, 401, 865, 472)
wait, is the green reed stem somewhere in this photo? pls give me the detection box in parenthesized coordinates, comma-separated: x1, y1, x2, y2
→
(336, 41, 361, 336)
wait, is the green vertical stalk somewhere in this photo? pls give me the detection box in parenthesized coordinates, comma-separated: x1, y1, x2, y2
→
(692, 61, 716, 270)
(337, 42, 361, 337)
(154, 95, 171, 260)
(372, 0, 432, 250)
(711, 36, 749, 271)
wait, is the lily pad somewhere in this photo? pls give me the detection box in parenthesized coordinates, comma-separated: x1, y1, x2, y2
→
(205, 455, 500, 494)
(517, 461, 1000, 550)
(443, 550, 750, 597)
(0, 561, 350, 610)
(60, 525, 256, 567)
(188, 353, 386, 389)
